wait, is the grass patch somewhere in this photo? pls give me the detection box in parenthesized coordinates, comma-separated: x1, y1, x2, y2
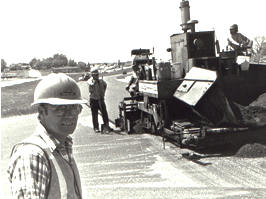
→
(1, 73, 81, 118)
(1, 80, 39, 117)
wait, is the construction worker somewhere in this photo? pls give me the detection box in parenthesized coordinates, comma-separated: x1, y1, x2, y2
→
(227, 24, 253, 55)
(88, 67, 113, 133)
(126, 64, 142, 97)
(7, 73, 87, 199)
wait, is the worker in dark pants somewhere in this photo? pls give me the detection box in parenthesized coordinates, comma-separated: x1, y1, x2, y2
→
(88, 67, 113, 133)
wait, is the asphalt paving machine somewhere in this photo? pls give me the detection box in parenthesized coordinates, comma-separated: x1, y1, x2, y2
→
(116, 0, 266, 148)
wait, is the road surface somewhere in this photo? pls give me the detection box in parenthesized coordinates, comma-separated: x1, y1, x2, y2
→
(1, 75, 266, 199)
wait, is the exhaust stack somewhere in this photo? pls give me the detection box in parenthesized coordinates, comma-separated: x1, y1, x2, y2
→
(179, 0, 198, 32)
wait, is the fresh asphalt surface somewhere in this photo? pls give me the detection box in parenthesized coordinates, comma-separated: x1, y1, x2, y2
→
(1, 74, 266, 199)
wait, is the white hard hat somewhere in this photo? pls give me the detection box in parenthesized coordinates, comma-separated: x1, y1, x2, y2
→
(32, 73, 87, 105)
(90, 66, 99, 74)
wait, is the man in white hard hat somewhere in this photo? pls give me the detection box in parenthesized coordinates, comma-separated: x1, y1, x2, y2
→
(227, 24, 253, 55)
(87, 67, 113, 133)
(7, 73, 87, 199)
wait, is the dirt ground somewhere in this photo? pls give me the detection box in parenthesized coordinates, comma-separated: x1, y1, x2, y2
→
(236, 93, 266, 126)
(250, 93, 266, 107)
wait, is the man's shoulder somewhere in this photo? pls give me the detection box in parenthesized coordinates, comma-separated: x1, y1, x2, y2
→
(99, 79, 106, 83)
(9, 143, 48, 166)
(12, 134, 49, 157)
(236, 32, 247, 39)
(13, 143, 46, 157)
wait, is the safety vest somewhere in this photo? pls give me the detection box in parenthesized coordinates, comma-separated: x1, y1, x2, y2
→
(11, 135, 82, 199)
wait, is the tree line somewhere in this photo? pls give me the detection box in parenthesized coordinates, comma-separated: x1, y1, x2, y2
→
(29, 54, 80, 69)
(251, 36, 266, 63)
(1, 54, 89, 72)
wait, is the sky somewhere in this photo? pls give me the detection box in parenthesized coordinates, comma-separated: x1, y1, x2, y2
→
(1, 0, 265, 65)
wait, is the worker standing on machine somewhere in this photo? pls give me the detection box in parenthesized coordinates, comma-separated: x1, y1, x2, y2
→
(126, 64, 142, 97)
(227, 24, 253, 55)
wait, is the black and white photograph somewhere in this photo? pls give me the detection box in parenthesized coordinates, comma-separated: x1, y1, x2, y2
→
(1, 0, 266, 198)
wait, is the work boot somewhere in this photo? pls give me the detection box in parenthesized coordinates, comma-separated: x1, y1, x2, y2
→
(94, 128, 100, 133)
(106, 126, 113, 132)
(101, 125, 113, 134)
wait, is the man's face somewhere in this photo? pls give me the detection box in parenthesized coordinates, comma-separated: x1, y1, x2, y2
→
(92, 73, 99, 80)
(230, 28, 237, 35)
(39, 104, 82, 139)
